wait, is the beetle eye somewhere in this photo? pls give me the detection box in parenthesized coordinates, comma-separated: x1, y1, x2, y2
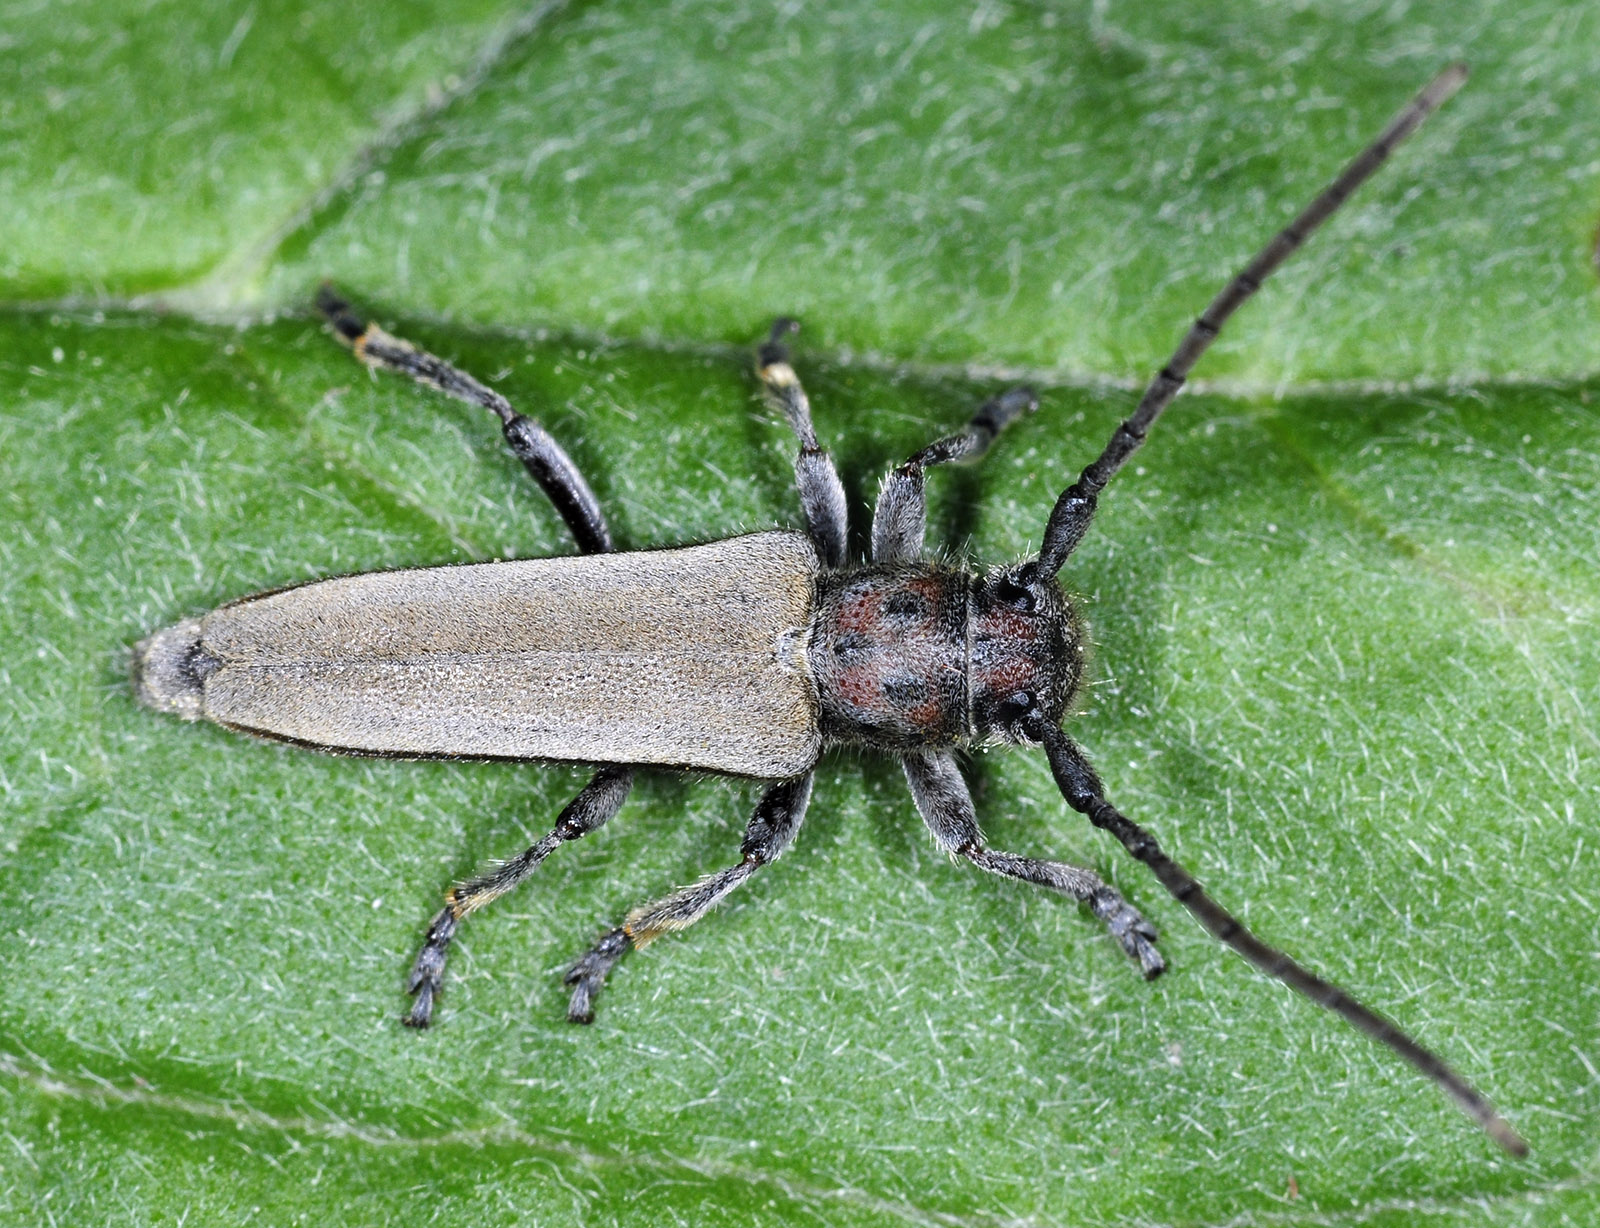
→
(995, 691, 1035, 722)
(994, 574, 1035, 612)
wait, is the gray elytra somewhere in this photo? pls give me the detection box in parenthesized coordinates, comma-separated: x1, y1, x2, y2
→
(133, 65, 1525, 1155)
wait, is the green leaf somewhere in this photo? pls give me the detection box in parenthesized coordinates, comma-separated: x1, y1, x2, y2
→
(3, 2, 1597, 1225)
(0, 0, 534, 299)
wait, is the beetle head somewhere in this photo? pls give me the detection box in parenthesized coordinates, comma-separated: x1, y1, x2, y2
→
(969, 562, 1084, 743)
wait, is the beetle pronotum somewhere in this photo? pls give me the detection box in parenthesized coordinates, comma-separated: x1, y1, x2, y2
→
(133, 64, 1526, 1154)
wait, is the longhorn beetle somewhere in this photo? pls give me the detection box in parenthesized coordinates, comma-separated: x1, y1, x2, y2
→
(133, 64, 1526, 1154)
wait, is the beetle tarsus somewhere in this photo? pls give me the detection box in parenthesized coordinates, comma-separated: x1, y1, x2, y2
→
(1091, 887, 1165, 979)
(402, 986, 435, 1029)
(564, 927, 630, 1024)
(403, 905, 458, 1027)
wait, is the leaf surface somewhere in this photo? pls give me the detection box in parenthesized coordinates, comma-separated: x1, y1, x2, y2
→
(3, 3, 1597, 1225)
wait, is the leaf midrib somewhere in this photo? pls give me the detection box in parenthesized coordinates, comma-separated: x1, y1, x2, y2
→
(3, 1050, 1590, 1228)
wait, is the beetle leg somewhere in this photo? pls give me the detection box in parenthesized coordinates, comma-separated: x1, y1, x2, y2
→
(901, 749, 1164, 977)
(318, 290, 636, 1027)
(565, 772, 813, 1023)
(872, 387, 1037, 563)
(756, 320, 849, 568)
(317, 286, 614, 554)
(404, 765, 634, 1028)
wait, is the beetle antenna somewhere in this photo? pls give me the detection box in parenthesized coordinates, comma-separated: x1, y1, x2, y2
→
(1037, 63, 1467, 577)
(1033, 718, 1527, 1156)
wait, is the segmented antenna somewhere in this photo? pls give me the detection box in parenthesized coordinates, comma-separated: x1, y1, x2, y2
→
(1036, 723, 1527, 1157)
(1038, 63, 1469, 576)
(1033, 66, 1527, 1156)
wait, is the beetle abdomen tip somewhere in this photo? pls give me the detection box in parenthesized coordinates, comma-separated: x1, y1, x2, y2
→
(132, 618, 212, 721)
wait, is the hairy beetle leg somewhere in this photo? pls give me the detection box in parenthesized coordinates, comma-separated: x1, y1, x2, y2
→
(757, 320, 848, 569)
(562, 774, 813, 1022)
(402, 766, 634, 1028)
(318, 285, 615, 555)
(872, 385, 1037, 564)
